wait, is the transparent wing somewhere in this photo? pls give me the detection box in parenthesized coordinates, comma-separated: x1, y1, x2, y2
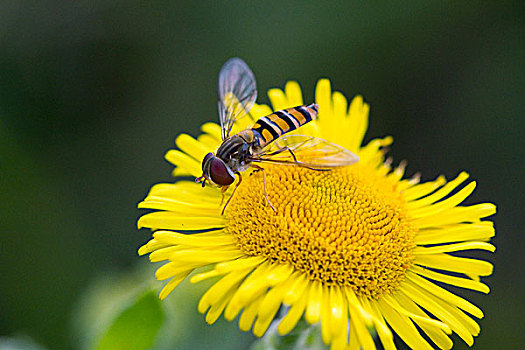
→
(218, 58, 257, 140)
(252, 135, 359, 168)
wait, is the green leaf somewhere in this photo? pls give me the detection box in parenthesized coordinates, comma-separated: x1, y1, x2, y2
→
(96, 290, 165, 350)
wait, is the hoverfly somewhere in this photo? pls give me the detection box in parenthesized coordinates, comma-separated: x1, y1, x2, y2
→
(196, 58, 359, 213)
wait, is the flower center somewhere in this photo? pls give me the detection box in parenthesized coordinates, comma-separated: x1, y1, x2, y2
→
(225, 163, 416, 299)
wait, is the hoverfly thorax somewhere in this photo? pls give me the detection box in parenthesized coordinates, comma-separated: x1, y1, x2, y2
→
(216, 131, 257, 173)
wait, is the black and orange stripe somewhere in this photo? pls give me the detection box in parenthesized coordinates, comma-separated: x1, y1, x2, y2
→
(251, 103, 319, 147)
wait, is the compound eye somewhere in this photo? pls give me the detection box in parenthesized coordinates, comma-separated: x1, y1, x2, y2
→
(202, 152, 213, 169)
(210, 158, 235, 186)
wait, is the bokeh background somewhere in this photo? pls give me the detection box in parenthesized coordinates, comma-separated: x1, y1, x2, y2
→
(1, 1, 523, 349)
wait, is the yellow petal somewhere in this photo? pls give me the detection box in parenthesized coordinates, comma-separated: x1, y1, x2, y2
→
(330, 91, 348, 148)
(201, 122, 222, 141)
(346, 294, 375, 350)
(407, 172, 469, 210)
(253, 285, 286, 337)
(410, 265, 490, 294)
(410, 182, 477, 218)
(224, 262, 271, 320)
(320, 285, 332, 344)
(358, 136, 392, 163)
(315, 79, 335, 142)
(168, 248, 243, 265)
(347, 95, 369, 153)
(412, 203, 496, 228)
(152, 230, 234, 247)
(155, 261, 196, 280)
(198, 268, 252, 314)
(406, 272, 484, 318)
(277, 292, 308, 335)
(138, 239, 170, 256)
(415, 222, 495, 245)
(284, 81, 304, 106)
(205, 287, 236, 324)
(347, 319, 361, 350)
(239, 293, 264, 332)
(329, 319, 348, 350)
(190, 269, 221, 283)
(197, 133, 220, 150)
(268, 88, 289, 111)
(137, 212, 225, 230)
(175, 133, 210, 161)
(377, 298, 434, 350)
(383, 294, 451, 334)
(283, 272, 309, 305)
(345, 287, 374, 327)
(214, 256, 267, 274)
(165, 150, 202, 177)
(328, 286, 345, 339)
(250, 104, 273, 120)
(364, 299, 396, 350)
(305, 280, 323, 324)
(138, 199, 221, 216)
(256, 281, 289, 322)
(146, 181, 220, 202)
(415, 253, 493, 277)
(394, 292, 453, 350)
(398, 283, 475, 345)
(413, 241, 495, 255)
(402, 175, 446, 202)
(159, 271, 191, 300)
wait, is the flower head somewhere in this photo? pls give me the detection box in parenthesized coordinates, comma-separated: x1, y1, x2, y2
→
(138, 79, 496, 349)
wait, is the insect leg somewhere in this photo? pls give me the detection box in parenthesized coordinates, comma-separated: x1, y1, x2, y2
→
(264, 146, 299, 163)
(251, 164, 276, 212)
(262, 146, 329, 172)
(305, 166, 331, 172)
(221, 173, 243, 215)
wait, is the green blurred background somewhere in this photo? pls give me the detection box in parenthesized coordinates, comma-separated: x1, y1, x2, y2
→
(0, 1, 523, 349)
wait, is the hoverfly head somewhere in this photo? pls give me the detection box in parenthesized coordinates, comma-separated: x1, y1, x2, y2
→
(199, 152, 235, 187)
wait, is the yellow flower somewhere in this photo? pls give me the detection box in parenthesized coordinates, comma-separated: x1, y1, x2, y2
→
(138, 79, 496, 350)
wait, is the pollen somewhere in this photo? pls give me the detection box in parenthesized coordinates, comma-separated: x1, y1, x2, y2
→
(226, 163, 417, 299)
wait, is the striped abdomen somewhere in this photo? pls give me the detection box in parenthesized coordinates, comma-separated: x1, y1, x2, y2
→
(251, 103, 319, 147)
